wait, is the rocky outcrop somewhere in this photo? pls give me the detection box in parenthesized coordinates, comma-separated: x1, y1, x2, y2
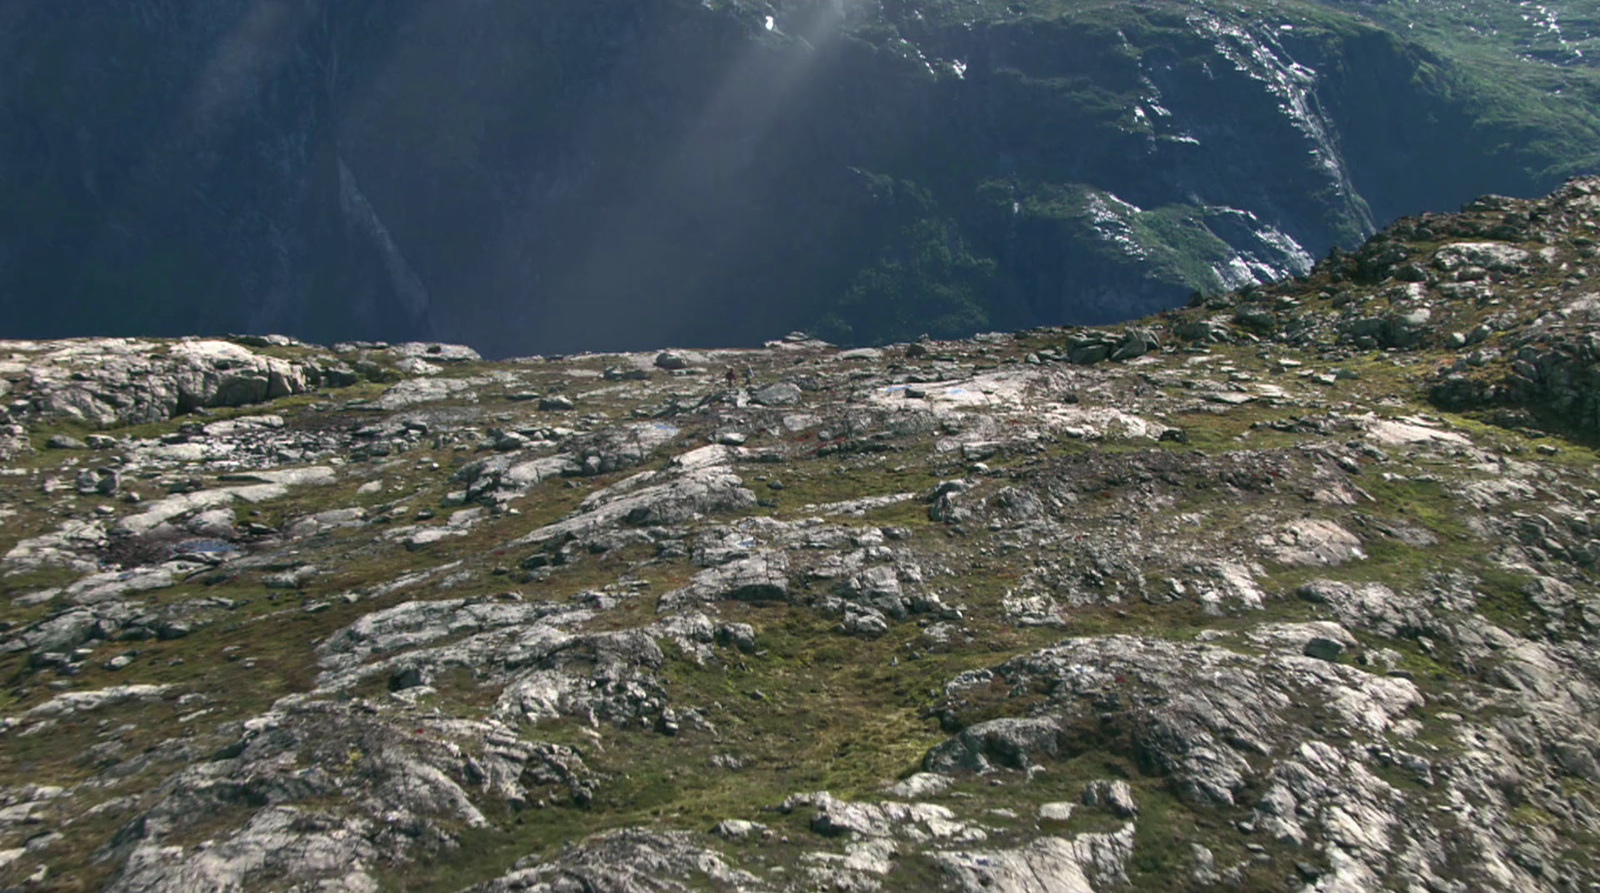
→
(99, 700, 592, 893)
(0, 336, 465, 430)
(462, 829, 768, 893)
(3, 339, 320, 428)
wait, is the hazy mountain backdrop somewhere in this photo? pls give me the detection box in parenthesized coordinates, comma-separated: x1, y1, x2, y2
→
(3, 0, 1599, 354)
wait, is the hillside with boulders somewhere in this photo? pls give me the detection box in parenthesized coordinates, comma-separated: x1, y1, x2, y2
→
(1, 179, 1600, 890)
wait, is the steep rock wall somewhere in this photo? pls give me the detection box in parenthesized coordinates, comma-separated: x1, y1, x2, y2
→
(0, 0, 1593, 354)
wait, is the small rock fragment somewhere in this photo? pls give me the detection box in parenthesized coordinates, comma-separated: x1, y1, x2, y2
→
(1082, 779, 1138, 817)
(1303, 637, 1345, 662)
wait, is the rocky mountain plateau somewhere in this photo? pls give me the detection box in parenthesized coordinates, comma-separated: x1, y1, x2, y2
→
(1, 180, 1600, 891)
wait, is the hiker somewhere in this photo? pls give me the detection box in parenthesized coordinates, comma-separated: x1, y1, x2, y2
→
(742, 365, 754, 386)
(725, 367, 737, 389)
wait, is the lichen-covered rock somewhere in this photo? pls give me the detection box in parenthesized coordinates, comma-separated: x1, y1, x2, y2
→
(658, 551, 790, 609)
(460, 829, 769, 893)
(935, 829, 1136, 893)
(100, 701, 498, 893)
(2, 339, 335, 429)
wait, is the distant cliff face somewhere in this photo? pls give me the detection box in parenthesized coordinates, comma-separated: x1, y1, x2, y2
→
(1, 0, 1597, 354)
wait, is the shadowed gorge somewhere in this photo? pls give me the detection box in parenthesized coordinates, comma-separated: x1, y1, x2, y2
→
(3, 0, 1600, 355)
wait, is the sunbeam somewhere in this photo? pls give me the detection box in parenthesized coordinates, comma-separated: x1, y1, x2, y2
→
(510, 1, 861, 353)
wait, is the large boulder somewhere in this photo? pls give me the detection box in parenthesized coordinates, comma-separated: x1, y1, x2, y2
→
(750, 382, 803, 406)
(17, 339, 328, 427)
